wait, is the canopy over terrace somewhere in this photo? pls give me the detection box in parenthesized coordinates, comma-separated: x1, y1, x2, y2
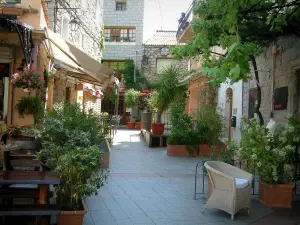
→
(44, 28, 115, 88)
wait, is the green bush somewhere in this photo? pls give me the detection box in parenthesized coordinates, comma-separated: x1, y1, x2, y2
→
(167, 102, 198, 146)
(194, 104, 224, 145)
(15, 96, 44, 124)
(125, 89, 140, 108)
(36, 103, 108, 210)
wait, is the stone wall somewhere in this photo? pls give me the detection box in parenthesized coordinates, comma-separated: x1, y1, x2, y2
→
(141, 45, 189, 80)
(242, 35, 300, 125)
(102, 0, 144, 69)
(53, 73, 77, 105)
(47, 0, 103, 60)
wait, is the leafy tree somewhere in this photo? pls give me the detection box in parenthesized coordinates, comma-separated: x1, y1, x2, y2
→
(172, 0, 300, 125)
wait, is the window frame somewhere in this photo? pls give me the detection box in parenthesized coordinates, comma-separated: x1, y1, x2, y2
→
(116, 3, 127, 11)
(104, 27, 136, 42)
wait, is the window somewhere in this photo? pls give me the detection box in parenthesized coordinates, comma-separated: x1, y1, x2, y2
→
(116, 3, 127, 11)
(61, 16, 69, 40)
(102, 61, 126, 71)
(104, 28, 136, 42)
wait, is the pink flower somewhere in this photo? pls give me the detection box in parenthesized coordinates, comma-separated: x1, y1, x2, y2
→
(28, 81, 32, 86)
(31, 65, 37, 71)
(23, 79, 26, 83)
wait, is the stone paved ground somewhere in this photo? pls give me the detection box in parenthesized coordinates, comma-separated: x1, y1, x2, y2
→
(83, 129, 273, 225)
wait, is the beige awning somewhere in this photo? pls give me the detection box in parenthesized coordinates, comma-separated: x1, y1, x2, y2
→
(44, 28, 114, 87)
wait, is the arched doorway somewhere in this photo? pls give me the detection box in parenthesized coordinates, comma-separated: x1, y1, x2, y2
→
(224, 88, 233, 141)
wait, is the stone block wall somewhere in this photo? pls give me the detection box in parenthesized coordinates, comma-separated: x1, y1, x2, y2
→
(242, 35, 300, 125)
(102, 0, 144, 69)
(142, 45, 189, 80)
(53, 73, 77, 105)
(47, 0, 103, 60)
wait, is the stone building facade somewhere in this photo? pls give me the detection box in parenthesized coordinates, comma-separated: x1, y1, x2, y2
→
(142, 30, 189, 80)
(102, 0, 144, 69)
(242, 35, 300, 126)
(47, 0, 104, 60)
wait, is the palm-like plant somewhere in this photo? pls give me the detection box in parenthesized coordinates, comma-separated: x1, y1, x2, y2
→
(150, 63, 188, 123)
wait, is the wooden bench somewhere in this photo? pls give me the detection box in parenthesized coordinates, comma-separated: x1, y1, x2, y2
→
(0, 204, 61, 225)
(0, 204, 60, 216)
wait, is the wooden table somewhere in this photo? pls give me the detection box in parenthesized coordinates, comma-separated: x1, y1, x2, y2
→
(0, 171, 60, 204)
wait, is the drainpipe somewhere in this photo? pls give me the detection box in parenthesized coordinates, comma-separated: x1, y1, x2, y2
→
(271, 41, 276, 115)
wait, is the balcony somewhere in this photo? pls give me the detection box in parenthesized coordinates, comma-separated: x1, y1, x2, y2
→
(176, 1, 195, 43)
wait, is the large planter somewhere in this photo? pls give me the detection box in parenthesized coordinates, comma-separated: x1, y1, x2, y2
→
(152, 123, 164, 135)
(98, 139, 111, 168)
(57, 209, 86, 225)
(127, 122, 135, 129)
(199, 144, 226, 156)
(259, 181, 293, 208)
(167, 145, 198, 157)
(135, 122, 141, 129)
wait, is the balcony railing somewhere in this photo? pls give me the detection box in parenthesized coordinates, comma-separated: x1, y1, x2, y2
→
(176, 1, 196, 39)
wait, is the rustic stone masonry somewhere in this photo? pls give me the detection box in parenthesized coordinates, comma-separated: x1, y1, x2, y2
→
(47, 0, 103, 60)
(243, 35, 300, 124)
(142, 45, 189, 80)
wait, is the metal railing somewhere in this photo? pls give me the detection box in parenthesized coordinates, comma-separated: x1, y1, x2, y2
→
(176, 0, 195, 39)
(99, 115, 120, 140)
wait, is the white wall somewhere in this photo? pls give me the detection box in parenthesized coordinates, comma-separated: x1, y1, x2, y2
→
(217, 81, 243, 144)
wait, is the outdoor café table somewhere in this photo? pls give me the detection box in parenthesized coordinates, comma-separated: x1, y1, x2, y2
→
(0, 171, 60, 204)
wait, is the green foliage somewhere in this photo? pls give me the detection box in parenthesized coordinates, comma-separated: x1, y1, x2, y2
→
(118, 59, 151, 91)
(172, 0, 300, 86)
(36, 103, 108, 210)
(150, 64, 188, 123)
(15, 96, 44, 124)
(240, 118, 293, 184)
(167, 102, 198, 146)
(104, 85, 118, 104)
(124, 89, 140, 108)
(194, 104, 224, 145)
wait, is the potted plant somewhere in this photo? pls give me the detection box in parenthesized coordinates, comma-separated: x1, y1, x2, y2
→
(125, 89, 140, 129)
(36, 103, 108, 225)
(240, 117, 294, 208)
(149, 64, 187, 135)
(167, 102, 199, 157)
(135, 119, 141, 129)
(194, 103, 225, 156)
(46, 71, 56, 87)
(15, 96, 44, 124)
(11, 66, 44, 92)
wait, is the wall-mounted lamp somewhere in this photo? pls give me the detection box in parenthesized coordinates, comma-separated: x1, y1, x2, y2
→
(69, 18, 81, 32)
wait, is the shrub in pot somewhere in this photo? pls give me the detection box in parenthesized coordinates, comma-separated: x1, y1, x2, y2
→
(194, 104, 225, 156)
(167, 102, 199, 157)
(240, 117, 296, 208)
(125, 89, 140, 128)
(149, 64, 187, 135)
(135, 119, 141, 129)
(36, 103, 108, 225)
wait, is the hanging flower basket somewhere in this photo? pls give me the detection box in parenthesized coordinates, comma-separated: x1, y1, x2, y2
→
(11, 66, 44, 91)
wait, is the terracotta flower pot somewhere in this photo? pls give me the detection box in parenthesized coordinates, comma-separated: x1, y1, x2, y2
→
(127, 122, 135, 129)
(167, 145, 198, 157)
(199, 144, 226, 156)
(152, 123, 164, 135)
(259, 181, 293, 208)
(135, 122, 141, 129)
(57, 209, 86, 225)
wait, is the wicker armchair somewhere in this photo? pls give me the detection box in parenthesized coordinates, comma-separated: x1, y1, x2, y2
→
(203, 161, 253, 220)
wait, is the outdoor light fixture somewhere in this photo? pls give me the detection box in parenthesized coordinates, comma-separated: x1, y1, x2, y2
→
(69, 18, 81, 32)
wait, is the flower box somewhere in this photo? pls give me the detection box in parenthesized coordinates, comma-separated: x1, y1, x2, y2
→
(259, 181, 293, 208)
(167, 145, 198, 157)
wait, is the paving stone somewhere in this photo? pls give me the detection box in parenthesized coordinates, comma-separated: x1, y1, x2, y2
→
(85, 129, 274, 225)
